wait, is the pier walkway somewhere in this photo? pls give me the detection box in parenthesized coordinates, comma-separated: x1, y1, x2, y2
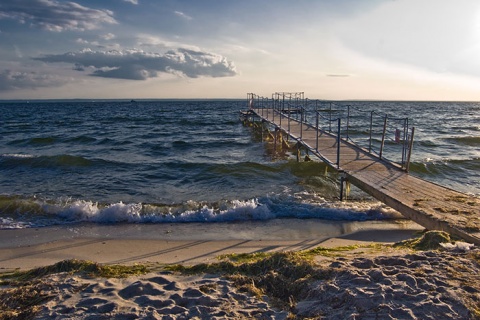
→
(242, 92, 480, 244)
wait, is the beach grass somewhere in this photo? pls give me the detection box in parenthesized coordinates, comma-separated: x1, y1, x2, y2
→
(168, 250, 326, 311)
(0, 259, 149, 283)
(165, 243, 389, 310)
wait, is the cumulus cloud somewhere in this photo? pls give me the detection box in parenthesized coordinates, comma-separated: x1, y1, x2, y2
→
(34, 48, 238, 80)
(0, 69, 70, 91)
(75, 34, 119, 49)
(124, 0, 139, 4)
(76, 38, 89, 44)
(101, 33, 116, 40)
(0, 0, 116, 32)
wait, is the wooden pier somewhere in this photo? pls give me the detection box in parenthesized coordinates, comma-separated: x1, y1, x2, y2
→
(242, 92, 480, 245)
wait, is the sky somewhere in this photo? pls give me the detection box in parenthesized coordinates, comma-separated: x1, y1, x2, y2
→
(1, 0, 480, 100)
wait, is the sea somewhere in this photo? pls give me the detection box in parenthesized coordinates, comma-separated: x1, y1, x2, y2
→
(0, 100, 478, 230)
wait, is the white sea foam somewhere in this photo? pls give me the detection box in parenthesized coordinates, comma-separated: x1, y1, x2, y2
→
(0, 194, 405, 229)
(1, 153, 35, 158)
(0, 217, 30, 229)
(172, 199, 274, 222)
(55, 201, 144, 223)
(40, 198, 273, 224)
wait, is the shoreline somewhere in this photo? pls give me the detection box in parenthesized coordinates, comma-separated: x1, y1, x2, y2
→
(0, 219, 423, 271)
(2, 219, 479, 319)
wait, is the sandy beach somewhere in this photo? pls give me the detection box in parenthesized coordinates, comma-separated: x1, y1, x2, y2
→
(1, 220, 479, 319)
(0, 219, 421, 271)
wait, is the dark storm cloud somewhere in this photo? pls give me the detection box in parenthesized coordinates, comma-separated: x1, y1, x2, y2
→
(0, 69, 69, 91)
(34, 48, 238, 80)
(0, 0, 116, 32)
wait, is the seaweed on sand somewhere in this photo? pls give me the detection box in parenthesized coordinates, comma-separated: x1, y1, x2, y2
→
(394, 230, 452, 250)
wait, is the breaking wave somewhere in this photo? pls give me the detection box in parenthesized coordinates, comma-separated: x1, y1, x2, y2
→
(0, 195, 404, 229)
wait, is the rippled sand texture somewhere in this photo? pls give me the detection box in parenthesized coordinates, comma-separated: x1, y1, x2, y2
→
(27, 249, 480, 319)
(38, 273, 287, 319)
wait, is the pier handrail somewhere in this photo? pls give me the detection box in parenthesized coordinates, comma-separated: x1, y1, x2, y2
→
(312, 100, 415, 171)
(245, 93, 416, 171)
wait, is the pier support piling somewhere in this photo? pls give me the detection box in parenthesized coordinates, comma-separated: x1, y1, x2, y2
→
(339, 173, 348, 201)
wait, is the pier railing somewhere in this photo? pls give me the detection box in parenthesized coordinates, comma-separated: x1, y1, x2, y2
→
(247, 93, 415, 171)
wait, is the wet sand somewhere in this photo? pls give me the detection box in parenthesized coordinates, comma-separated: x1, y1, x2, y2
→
(0, 219, 422, 271)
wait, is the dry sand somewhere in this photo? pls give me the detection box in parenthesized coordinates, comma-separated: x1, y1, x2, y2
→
(1, 220, 479, 319)
(24, 248, 478, 320)
(35, 271, 288, 319)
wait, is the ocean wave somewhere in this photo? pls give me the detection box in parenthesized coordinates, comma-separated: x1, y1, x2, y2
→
(7, 136, 59, 146)
(96, 138, 134, 146)
(415, 139, 439, 148)
(64, 135, 98, 144)
(0, 153, 106, 169)
(408, 157, 480, 176)
(445, 136, 480, 146)
(0, 194, 404, 229)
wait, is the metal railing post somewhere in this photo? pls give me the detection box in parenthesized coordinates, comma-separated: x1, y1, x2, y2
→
(300, 107, 303, 140)
(337, 118, 341, 168)
(261, 96, 264, 117)
(279, 97, 282, 127)
(316, 109, 319, 151)
(265, 97, 268, 117)
(379, 115, 387, 159)
(288, 98, 291, 134)
(263, 97, 266, 117)
(329, 102, 332, 132)
(303, 98, 307, 123)
(401, 119, 405, 166)
(272, 96, 275, 122)
(346, 105, 350, 141)
(369, 111, 373, 153)
(406, 127, 415, 172)
(402, 118, 408, 166)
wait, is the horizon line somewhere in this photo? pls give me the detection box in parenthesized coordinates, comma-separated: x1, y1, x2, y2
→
(1, 98, 479, 103)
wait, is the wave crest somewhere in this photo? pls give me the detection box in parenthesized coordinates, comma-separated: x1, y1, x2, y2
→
(0, 195, 403, 229)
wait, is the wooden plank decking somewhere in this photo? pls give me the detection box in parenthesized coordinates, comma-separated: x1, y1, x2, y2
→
(249, 108, 480, 245)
